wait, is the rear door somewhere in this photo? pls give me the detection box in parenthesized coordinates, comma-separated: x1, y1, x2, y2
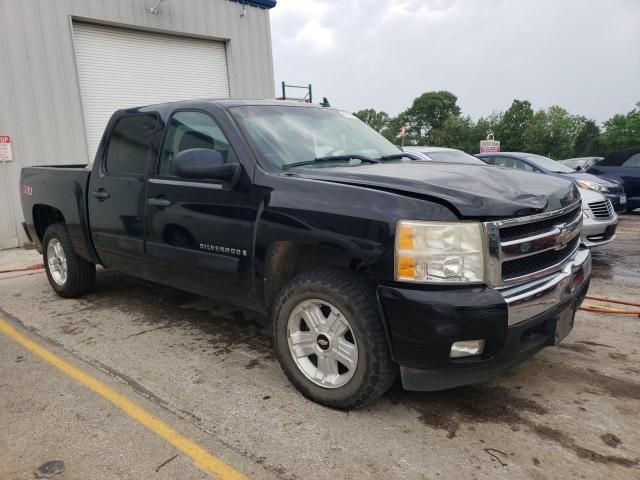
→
(144, 108, 256, 306)
(88, 111, 160, 272)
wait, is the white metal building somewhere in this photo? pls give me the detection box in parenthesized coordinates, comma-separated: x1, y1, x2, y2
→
(0, 0, 276, 249)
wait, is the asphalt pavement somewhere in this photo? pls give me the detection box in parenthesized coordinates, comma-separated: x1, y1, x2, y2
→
(1, 215, 639, 480)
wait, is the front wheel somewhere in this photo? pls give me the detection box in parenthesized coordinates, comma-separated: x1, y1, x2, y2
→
(272, 268, 397, 409)
(43, 223, 96, 298)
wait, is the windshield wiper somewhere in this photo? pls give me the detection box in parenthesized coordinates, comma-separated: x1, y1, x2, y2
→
(379, 152, 423, 161)
(283, 154, 380, 170)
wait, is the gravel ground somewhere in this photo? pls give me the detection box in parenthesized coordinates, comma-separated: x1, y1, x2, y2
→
(1, 214, 638, 480)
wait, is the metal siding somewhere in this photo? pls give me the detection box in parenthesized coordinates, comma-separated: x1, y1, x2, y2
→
(0, 0, 274, 249)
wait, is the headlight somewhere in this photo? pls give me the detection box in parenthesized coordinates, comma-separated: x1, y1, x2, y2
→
(395, 220, 485, 283)
(576, 179, 608, 193)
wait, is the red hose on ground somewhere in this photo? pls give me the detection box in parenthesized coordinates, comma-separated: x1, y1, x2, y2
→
(0, 263, 44, 274)
(584, 295, 640, 308)
(580, 295, 640, 317)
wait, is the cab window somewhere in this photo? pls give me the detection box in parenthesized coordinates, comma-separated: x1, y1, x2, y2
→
(158, 111, 230, 177)
(105, 114, 158, 176)
(623, 153, 640, 167)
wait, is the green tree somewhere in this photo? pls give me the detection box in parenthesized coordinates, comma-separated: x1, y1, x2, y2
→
(522, 107, 584, 158)
(353, 108, 390, 134)
(404, 91, 461, 144)
(495, 100, 533, 151)
(524, 109, 551, 155)
(573, 119, 601, 156)
(351, 95, 640, 157)
(546, 106, 583, 158)
(430, 114, 474, 151)
(600, 104, 640, 152)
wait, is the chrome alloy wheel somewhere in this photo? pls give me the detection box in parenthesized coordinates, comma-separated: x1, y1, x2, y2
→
(47, 238, 68, 286)
(287, 299, 358, 388)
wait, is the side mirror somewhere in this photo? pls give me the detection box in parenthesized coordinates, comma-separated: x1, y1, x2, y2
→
(174, 148, 241, 188)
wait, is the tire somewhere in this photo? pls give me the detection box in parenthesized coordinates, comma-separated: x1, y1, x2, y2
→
(43, 223, 96, 298)
(272, 268, 397, 409)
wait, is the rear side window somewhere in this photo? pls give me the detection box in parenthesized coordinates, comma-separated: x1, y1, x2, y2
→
(494, 157, 518, 169)
(623, 153, 640, 167)
(105, 114, 157, 176)
(513, 159, 536, 172)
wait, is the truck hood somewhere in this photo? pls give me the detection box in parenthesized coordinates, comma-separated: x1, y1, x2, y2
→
(293, 162, 580, 218)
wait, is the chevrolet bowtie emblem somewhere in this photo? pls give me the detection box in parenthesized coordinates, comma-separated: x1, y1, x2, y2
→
(556, 226, 572, 250)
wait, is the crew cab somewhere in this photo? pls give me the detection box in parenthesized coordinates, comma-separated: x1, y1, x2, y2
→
(20, 100, 591, 408)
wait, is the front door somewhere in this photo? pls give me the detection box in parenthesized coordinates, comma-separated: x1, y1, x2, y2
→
(88, 111, 159, 274)
(145, 109, 256, 306)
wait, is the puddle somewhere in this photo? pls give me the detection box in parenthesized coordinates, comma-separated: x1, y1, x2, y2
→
(590, 216, 640, 282)
(387, 363, 639, 467)
(557, 343, 596, 355)
(387, 384, 548, 438)
(66, 270, 274, 359)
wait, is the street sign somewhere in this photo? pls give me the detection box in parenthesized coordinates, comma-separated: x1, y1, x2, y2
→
(0, 136, 13, 162)
(480, 139, 500, 153)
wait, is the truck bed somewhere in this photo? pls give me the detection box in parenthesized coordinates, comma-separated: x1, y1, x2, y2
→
(20, 165, 96, 262)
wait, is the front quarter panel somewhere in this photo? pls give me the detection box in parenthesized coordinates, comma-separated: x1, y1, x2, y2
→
(252, 170, 458, 302)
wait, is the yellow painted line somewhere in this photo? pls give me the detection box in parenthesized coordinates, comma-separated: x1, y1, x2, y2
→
(0, 317, 247, 480)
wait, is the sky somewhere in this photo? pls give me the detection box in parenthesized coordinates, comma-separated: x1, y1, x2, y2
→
(270, 0, 640, 123)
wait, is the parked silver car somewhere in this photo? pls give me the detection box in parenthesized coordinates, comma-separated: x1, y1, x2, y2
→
(402, 146, 487, 165)
(560, 156, 604, 171)
(579, 188, 617, 248)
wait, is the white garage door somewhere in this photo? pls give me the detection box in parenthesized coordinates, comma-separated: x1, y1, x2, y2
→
(73, 23, 230, 160)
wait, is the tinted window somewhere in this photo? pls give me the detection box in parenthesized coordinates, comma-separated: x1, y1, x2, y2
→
(158, 111, 230, 177)
(523, 154, 575, 173)
(623, 153, 640, 167)
(105, 114, 157, 176)
(493, 157, 519, 169)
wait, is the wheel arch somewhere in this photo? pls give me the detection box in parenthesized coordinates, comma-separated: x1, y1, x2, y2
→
(33, 204, 66, 242)
(263, 241, 372, 310)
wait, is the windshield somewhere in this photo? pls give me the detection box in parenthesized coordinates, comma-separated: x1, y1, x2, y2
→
(231, 106, 401, 169)
(524, 154, 575, 173)
(419, 150, 486, 165)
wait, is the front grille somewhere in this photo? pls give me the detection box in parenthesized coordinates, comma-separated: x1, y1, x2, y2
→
(499, 206, 581, 241)
(588, 200, 614, 220)
(502, 236, 580, 280)
(484, 201, 583, 286)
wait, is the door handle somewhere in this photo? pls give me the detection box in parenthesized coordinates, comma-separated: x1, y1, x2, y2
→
(147, 197, 172, 208)
(91, 189, 110, 201)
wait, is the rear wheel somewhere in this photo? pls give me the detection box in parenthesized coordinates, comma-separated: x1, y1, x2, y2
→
(272, 268, 397, 409)
(43, 223, 95, 298)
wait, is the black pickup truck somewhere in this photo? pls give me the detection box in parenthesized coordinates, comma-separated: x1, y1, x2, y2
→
(20, 100, 591, 408)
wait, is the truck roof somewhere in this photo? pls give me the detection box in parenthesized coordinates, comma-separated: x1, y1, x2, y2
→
(120, 98, 327, 111)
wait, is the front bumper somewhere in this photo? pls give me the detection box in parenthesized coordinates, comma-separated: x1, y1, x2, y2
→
(378, 248, 591, 391)
(581, 211, 617, 248)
